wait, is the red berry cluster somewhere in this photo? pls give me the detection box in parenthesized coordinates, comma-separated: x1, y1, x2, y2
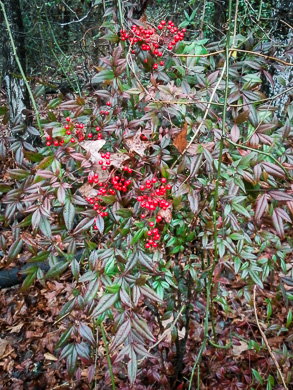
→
(136, 177, 172, 249)
(137, 177, 171, 214)
(110, 175, 132, 194)
(86, 195, 108, 229)
(120, 21, 186, 70)
(45, 108, 110, 147)
(145, 221, 162, 249)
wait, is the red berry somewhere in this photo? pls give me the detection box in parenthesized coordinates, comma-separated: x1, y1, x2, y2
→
(158, 25, 163, 30)
(106, 101, 111, 106)
(88, 133, 93, 138)
(66, 130, 71, 135)
(153, 63, 158, 69)
(145, 243, 150, 249)
(140, 185, 145, 191)
(66, 117, 71, 122)
(102, 166, 107, 170)
(166, 184, 172, 189)
(161, 178, 167, 183)
(141, 214, 146, 219)
(147, 230, 152, 236)
(79, 124, 84, 129)
(161, 20, 166, 25)
(168, 20, 172, 25)
(53, 140, 59, 146)
(182, 28, 186, 32)
(128, 168, 132, 173)
(65, 124, 70, 130)
(46, 135, 51, 140)
(152, 178, 157, 183)
(144, 59, 148, 63)
(160, 61, 164, 66)
(105, 111, 109, 115)
(168, 44, 173, 50)
(153, 242, 158, 247)
(100, 110, 104, 114)
(99, 160, 103, 165)
(70, 138, 75, 143)
(96, 127, 101, 132)
(149, 221, 155, 227)
(46, 141, 51, 146)
(156, 216, 162, 222)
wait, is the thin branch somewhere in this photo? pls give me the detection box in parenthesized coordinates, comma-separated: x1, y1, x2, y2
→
(154, 85, 293, 108)
(253, 286, 289, 390)
(224, 137, 290, 178)
(175, 48, 293, 67)
(0, 1, 42, 134)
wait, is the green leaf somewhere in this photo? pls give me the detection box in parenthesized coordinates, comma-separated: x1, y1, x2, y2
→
(48, 97, 62, 109)
(55, 326, 73, 349)
(100, 32, 119, 43)
(52, 127, 66, 137)
(116, 208, 133, 218)
(232, 203, 251, 218)
(63, 201, 75, 231)
(20, 271, 37, 292)
(7, 238, 23, 264)
(45, 261, 69, 279)
(0, 106, 8, 115)
(249, 270, 263, 288)
(39, 215, 52, 238)
(91, 70, 115, 84)
(131, 229, 144, 245)
(252, 369, 263, 385)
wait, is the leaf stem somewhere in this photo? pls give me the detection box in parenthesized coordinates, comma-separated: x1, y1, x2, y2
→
(101, 322, 116, 390)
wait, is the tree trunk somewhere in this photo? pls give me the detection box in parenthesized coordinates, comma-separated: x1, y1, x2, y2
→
(2, 0, 30, 125)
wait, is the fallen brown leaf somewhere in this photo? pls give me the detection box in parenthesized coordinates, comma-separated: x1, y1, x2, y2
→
(173, 122, 187, 153)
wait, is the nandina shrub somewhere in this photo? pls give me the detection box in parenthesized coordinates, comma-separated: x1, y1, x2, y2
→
(1, 15, 293, 389)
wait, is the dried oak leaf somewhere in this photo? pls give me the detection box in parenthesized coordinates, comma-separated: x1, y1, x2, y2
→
(173, 122, 187, 153)
(125, 131, 153, 157)
(78, 183, 99, 198)
(80, 140, 106, 162)
(158, 207, 172, 224)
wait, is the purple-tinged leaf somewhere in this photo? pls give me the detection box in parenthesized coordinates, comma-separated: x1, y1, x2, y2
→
(57, 185, 66, 204)
(84, 277, 100, 303)
(275, 208, 291, 223)
(76, 342, 92, 363)
(132, 285, 140, 307)
(253, 164, 262, 182)
(263, 70, 274, 87)
(132, 315, 155, 342)
(73, 217, 95, 235)
(255, 194, 269, 221)
(125, 252, 138, 272)
(133, 343, 153, 358)
(270, 191, 293, 202)
(95, 214, 104, 234)
(188, 189, 199, 214)
(231, 124, 240, 142)
(111, 319, 131, 350)
(140, 285, 163, 303)
(92, 293, 118, 318)
(63, 201, 75, 231)
(66, 346, 78, 380)
(127, 347, 137, 385)
(262, 162, 285, 179)
(114, 344, 131, 363)
(120, 289, 132, 308)
(272, 209, 284, 239)
(36, 170, 55, 178)
(79, 322, 95, 345)
(60, 343, 74, 361)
